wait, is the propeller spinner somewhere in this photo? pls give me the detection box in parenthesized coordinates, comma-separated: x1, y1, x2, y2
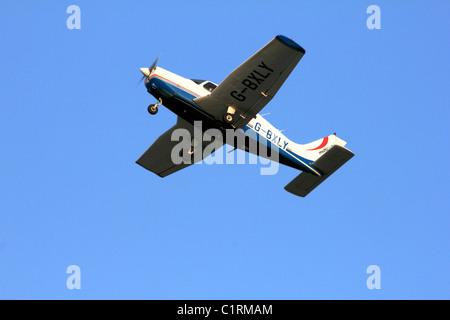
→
(138, 56, 159, 85)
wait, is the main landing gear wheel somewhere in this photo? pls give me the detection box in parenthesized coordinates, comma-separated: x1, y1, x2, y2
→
(148, 104, 158, 115)
(223, 113, 234, 124)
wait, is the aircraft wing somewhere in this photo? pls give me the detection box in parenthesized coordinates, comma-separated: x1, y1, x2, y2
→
(193, 35, 306, 128)
(136, 117, 223, 177)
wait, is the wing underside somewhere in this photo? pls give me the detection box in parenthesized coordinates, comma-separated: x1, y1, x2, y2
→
(193, 35, 306, 128)
(136, 117, 223, 177)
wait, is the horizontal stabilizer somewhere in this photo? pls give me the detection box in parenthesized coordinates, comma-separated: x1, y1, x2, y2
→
(284, 145, 354, 197)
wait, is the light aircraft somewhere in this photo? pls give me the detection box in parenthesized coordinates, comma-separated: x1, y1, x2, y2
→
(137, 35, 354, 197)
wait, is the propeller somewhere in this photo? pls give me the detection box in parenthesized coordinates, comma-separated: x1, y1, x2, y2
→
(138, 55, 160, 85)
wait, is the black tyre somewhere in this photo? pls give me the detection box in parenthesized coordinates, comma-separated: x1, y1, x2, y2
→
(148, 104, 158, 115)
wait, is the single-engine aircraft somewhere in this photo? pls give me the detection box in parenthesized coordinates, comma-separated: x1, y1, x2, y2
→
(137, 35, 354, 197)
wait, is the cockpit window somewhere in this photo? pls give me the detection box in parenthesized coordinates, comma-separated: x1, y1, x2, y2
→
(203, 82, 217, 92)
(190, 79, 205, 85)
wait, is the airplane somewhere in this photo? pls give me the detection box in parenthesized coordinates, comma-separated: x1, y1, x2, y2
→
(136, 35, 354, 197)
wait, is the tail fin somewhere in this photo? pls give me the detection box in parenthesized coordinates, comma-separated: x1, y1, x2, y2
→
(284, 137, 354, 197)
(297, 134, 349, 163)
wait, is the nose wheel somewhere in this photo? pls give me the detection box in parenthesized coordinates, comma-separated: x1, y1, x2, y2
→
(147, 98, 162, 115)
(148, 104, 158, 115)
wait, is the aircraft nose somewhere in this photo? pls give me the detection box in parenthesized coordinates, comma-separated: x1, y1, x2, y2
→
(140, 67, 150, 77)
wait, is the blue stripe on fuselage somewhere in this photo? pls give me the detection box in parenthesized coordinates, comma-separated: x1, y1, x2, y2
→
(147, 77, 199, 101)
(146, 77, 212, 116)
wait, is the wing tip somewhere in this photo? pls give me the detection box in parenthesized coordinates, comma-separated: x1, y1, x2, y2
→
(276, 35, 306, 54)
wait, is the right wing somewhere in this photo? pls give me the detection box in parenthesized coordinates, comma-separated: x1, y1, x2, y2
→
(193, 35, 306, 128)
(136, 117, 223, 177)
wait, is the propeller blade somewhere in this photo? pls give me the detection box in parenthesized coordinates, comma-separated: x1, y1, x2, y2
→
(137, 74, 147, 86)
(138, 55, 160, 86)
(149, 55, 160, 73)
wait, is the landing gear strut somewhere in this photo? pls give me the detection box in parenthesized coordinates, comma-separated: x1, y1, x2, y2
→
(147, 98, 162, 115)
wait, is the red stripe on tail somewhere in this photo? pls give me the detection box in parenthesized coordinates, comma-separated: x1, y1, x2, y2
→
(306, 137, 328, 151)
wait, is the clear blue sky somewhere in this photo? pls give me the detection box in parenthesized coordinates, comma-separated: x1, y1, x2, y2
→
(1, 1, 449, 299)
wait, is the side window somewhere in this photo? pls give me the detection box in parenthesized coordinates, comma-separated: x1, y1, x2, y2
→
(203, 82, 217, 92)
(191, 79, 205, 85)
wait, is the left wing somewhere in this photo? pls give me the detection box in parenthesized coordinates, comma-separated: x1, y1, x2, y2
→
(136, 117, 223, 177)
(193, 35, 306, 128)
